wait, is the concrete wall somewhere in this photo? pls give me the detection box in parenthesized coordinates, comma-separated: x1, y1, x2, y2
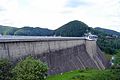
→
(0, 39, 108, 74)
(0, 40, 85, 59)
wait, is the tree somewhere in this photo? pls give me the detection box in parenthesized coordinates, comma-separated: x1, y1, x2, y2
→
(12, 56, 48, 80)
(0, 59, 12, 80)
(114, 50, 120, 66)
(110, 50, 120, 80)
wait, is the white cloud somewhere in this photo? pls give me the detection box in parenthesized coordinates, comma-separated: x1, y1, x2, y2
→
(0, 0, 120, 31)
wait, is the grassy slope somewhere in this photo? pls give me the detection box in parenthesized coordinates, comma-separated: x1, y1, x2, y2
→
(47, 69, 112, 80)
(47, 70, 79, 80)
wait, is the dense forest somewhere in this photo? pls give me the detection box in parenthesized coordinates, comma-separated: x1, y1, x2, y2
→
(0, 25, 54, 36)
(95, 27, 120, 36)
(55, 20, 91, 37)
(0, 21, 119, 37)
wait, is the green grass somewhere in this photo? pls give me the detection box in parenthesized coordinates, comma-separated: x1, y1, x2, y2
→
(47, 70, 80, 80)
(47, 69, 115, 80)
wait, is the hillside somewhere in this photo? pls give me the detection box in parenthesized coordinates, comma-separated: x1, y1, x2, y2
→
(0, 25, 18, 35)
(0, 25, 54, 36)
(14, 27, 54, 36)
(1, 21, 119, 37)
(55, 20, 91, 37)
(95, 27, 120, 36)
(47, 69, 115, 80)
(55, 20, 108, 37)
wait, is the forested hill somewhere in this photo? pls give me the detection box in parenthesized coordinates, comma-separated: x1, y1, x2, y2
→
(55, 20, 90, 37)
(95, 27, 120, 36)
(0, 25, 54, 36)
(54, 20, 109, 37)
(14, 27, 54, 36)
(0, 25, 18, 35)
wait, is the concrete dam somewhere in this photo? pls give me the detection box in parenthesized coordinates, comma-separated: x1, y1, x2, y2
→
(0, 36, 108, 75)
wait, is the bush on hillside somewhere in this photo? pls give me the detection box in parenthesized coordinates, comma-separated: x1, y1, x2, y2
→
(12, 56, 48, 80)
(114, 50, 120, 66)
(0, 59, 12, 80)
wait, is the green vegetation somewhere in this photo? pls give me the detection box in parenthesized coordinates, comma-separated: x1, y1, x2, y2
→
(47, 70, 80, 80)
(97, 38, 120, 54)
(110, 50, 120, 80)
(12, 56, 48, 80)
(105, 53, 112, 61)
(48, 65, 120, 80)
(14, 27, 54, 36)
(55, 20, 91, 37)
(47, 69, 119, 80)
(114, 50, 120, 66)
(0, 25, 54, 36)
(0, 57, 48, 80)
(0, 20, 107, 37)
(71, 70, 114, 80)
(95, 27, 120, 36)
(0, 59, 12, 80)
(54, 20, 109, 37)
(0, 25, 18, 35)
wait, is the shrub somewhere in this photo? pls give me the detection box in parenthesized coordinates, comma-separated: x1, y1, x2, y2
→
(114, 50, 120, 66)
(12, 56, 48, 80)
(0, 59, 12, 80)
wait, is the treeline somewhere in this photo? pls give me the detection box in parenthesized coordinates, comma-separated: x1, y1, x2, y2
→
(55, 20, 108, 37)
(97, 38, 120, 54)
(0, 25, 54, 36)
(0, 21, 110, 37)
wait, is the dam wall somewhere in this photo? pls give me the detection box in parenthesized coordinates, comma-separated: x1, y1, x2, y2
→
(0, 39, 85, 60)
(0, 37, 108, 74)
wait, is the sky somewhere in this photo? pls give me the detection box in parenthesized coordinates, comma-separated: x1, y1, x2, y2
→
(0, 0, 120, 31)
